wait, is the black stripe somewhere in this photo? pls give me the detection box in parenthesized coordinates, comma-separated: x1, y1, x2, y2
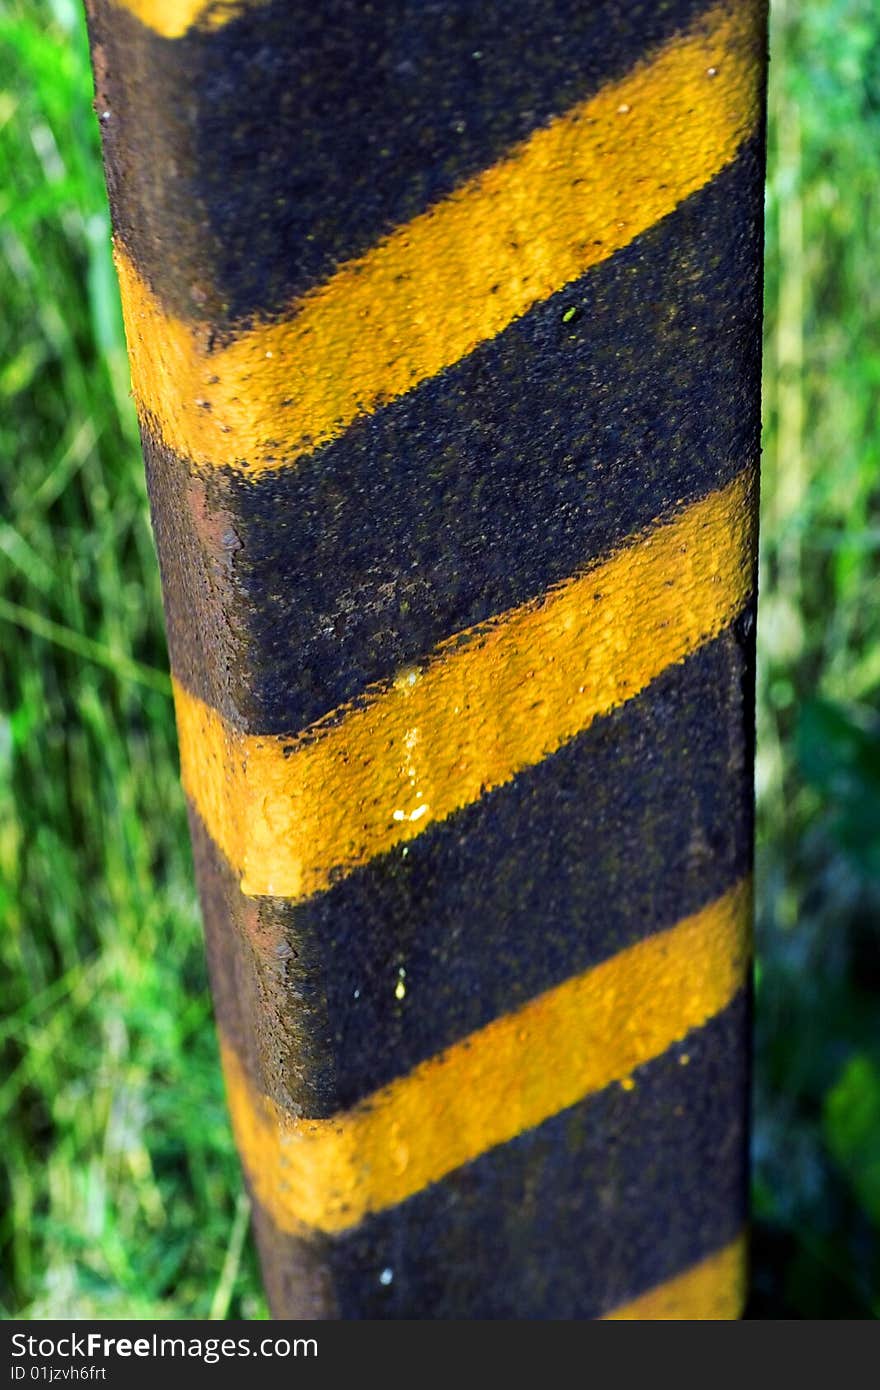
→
(189, 626, 754, 1117)
(251, 993, 750, 1319)
(191, 799, 336, 1118)
(147, 146, 764, 733)
(88, 0, 717, 327)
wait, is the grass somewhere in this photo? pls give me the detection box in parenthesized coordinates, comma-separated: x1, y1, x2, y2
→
(1, 0, 878, 1318)
(751, 0, 880, 1317)
(0, 0, 266, 1318)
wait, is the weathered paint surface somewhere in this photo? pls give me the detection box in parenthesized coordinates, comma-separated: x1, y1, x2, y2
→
(605, 1235, 747, 1320)
(86, 0, 767, 1319)
(114, 0, 262, 39)
(114, 0, 760, 473)
(174, 470, 755, 900)
(219, 880, 750, 1235)
(146, 148, 763, 735)
(189, 625, 754, 1124)
(246, 993, 750, 1318)
(97, 0, 749, 324)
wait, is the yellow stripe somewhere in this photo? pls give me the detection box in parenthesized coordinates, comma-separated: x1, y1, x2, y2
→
(112, 0, 260, 39)
(604, 1235, 747, 1320)
(116, 2, 763, 474)
(221, 879, 751, 1235)
(175, 469, 756, 900)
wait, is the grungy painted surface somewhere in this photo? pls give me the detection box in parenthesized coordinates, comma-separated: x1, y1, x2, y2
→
(85, 0, 767, 1318)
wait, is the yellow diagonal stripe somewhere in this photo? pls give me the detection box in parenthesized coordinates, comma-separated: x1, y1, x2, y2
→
(221, 879, 751, 1235)
(112, 0, 260, 39)
(604, 1235, 747, 1320)
(175, 468, 756, 900)
(116, 2, 763, 474)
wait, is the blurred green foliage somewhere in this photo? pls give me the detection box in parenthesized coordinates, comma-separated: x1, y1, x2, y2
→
(0, 0, 877, 1318)
(0, 0, 265, 1318)
(752, 0, 880, 1318)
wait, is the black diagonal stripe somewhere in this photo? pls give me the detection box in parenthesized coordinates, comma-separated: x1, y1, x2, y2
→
(88, 0, 717, 327)
(191, 626, 754, 1119)
(249, 992, 749, 1319)
(148, 145, 764, 734)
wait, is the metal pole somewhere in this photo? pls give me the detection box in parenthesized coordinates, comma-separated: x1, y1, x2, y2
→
(85, 0, 767, 1318)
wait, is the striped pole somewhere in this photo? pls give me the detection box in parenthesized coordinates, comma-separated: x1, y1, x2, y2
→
(85, 0, 767, 1318)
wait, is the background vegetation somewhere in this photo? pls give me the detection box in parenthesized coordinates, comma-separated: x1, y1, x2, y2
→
(752, 0, 880, 1318)
(0, 0, 877, 1318)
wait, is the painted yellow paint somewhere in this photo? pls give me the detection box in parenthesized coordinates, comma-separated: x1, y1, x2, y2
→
(604, 1234, 747, 1320)
(115, 1, 763, 473)
(220, 878, 751, 1234)
(112, 0, 261, 39)
(174, 469, 756, 900)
